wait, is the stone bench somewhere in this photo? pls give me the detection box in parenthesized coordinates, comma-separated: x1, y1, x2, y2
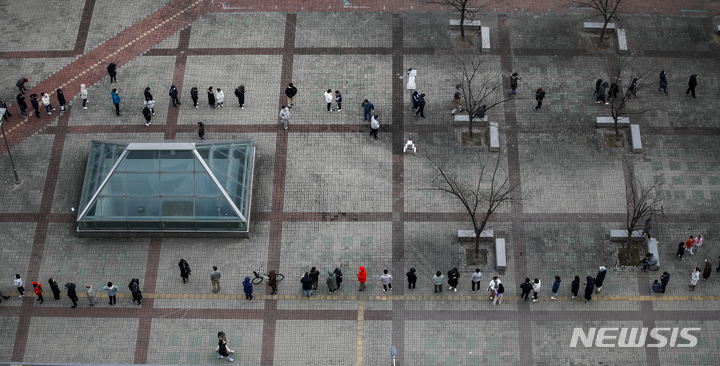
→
(584, 22, 615, 32)
(647, 238, 660, 271)
(458, 229, 494, 242)
(481, 27, 490, 52)
(495, 238, 507, 271)
(453, 114, 488, 126)
(717, 25, 720, 35)
(489, 122, 499, 152)
(450, 20, 482, 30)
(630, 124, 642, 153)
(596, 116, 629, 128)
(610, 230, 645, 242)
(617, 29, 628, 53)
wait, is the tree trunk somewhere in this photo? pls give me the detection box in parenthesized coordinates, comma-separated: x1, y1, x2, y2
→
(612, 108, 620, 138)
(468, 119, 474, 138)
(599, 17, 609, 43)
(474, 232, 480, 257)
(623, 237, 632, 261)
(459, 8, 466, 41)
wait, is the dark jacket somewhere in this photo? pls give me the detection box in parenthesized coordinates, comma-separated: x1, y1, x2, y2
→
(65, 282, 78, 300)
(406, 268, 417, 284)
(16, 78, 26, 88)
(447, 269, 459, 287)
(326, 270, 338, 291)
(144, 89, 153, 100)
(652, 282, 662, 292)
(335, 92, 342, 103)
(609, 82, 619, 98)
(595, 269, 607, 287)
(551, 279, 561, 293)
(107, 63, 116, 76)
(584, 277, 595, 300)
(50, 280, 61, 298)
(688, 75, 697, 88)
(284, 85, 297, 98)
(535, 89, 545, 101)
(218, 341, 230, 357)
(56, 89, 66, 106)
(659, 73, 668, 88)
(417, 95, 426, 107)
(268, 270, 277, 287)
(234, 88, 245, 104)
(520, 282, 533, 294)
(30, 94, 39, 110)
(198, 123, 205, 136)
(179, 260, 190, 277)
(594, 78, 603, 93)
(301, 276, 313, 290)
(309, 269, 320, 283)
(660, 273, 670, 287)
(334, 268, 343, 286)
(474, 106, 486, 118)
(207, 90, 215, 105)
(412, 91, 419, 107)
(16, 94, 27, 110)
(242, 277, 253, 295)
(142, 107, 152, 121)
(191, 88, 199, 101)
(571, 278, 580, 294)
(169, 86, 178, 99)
(361, 101, 374, 113)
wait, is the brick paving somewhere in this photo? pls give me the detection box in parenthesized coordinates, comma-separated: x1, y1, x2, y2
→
(1, 0, 720, 365)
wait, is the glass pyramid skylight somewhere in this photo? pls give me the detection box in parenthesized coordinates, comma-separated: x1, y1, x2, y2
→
(76, 140, 254, 235)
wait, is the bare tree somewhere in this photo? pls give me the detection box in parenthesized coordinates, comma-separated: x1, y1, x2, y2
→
(421, 142, 521, 257)
(603, 55, 661, 139)
(622, 157, 664, 261)
(450, 53, 513, 138)
(572, 0, 623, 43)
(423, 0, 490, 41)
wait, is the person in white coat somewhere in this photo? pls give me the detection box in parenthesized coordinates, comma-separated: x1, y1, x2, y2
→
(279, 106, 290, 130)
(370, 115, 380, 139)
(40, 92, 56, 114)
(487, 276, 500, 300)
(689, 267, 700, 291)
(80, 84, 89, 109)
(532, 278, 541, 302)
(324, 89, 334, 112)
(215, 88, 225, 107)
(471, 269, 482, 293)
(379, 269, 392, 293)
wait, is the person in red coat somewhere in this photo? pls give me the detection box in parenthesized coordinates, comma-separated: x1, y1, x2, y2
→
(32, 282, 43, 304)
(357, 266, 367, 292)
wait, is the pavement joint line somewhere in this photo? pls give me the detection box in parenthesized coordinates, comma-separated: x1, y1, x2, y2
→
(356, 299, 364, 366)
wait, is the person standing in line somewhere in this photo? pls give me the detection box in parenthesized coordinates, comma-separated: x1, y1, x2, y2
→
(42, 91, 57, 114)
(406, 268, 417, 290)
(215, 88, 224, 107)
(685, 74, 698, 98)
(142, 106, 152, 127)
(324, 89, 334, 112)
(198, 122, 205, 140)
(234, 85, 245, 109)
(692, 235, 703, 254)
(268, 270, 278, 295)
(415, 93, 426, 118)
(677, 242, 686, 259)
(129, 278, 142, 306)
(651, 280, 662, 293)
(593, 78, 603, 95)
(550, 276, 561, 300)
(508, 72, 520, 95)
(357, 266, 367, 292)
(447, 268, 460, 293)
(411, 91, 419, 112)
(284, 83, 297, 107)
(471, 268, 482, 293)
(532, 278, 541, 302)
(660, 272, 670, 293)
(452, 91, 462, 115)
(334, 268, 343, 291)
(242, 277, 253, 300)
(29, 93, 40, 118)
(432, 271, 444, 294)
(571, 275, 580, 299)
(80, 84, 89, 109)
(16, 77, 28, 94)
(369, 115, 380, 140)
(334, 90, 342, 111)
(85, 284, 96, 306)
(301, 272, 313, 298)
(596, 82, 608, 105)
(327, 270, 338, 294)
(492, 283, 505, 305)
(103, 282, 118, 305)
(32, 282, 43, 304)
(207, 87, 216, 109)
(0, 100, 12, 120)
(111, 89, 121, 116)
(685, 236, 695, 255)
(584, 276, 595, 304)
(191, 87, 199, 108)
(702, 259, 712, 282)
(144, 87, 153, 101)
(16, 94, 28, 117)
(642, 218, 651, 238)
(520, 278, 533, 301)
(487, 276, 500, 300)
(178, 259, 191, 283)
(217, 339, 234, 362)
(658, 70, 668, 94)
(595, 266, 607, 294)
(169, 85, 181, 107)
(210, 266, 221, 293)
(608, 81, 619, 101)
(361, 99, 374, 121)
(689, 267, 700, 291)
(534, 88, 545, 111)
(56, 89, 67, 111)
(49, 278, 61, 301)
(14, 274, 24, 297)
(107, 63, 117, 84)
(279, 105, 290, 131)
(65, 282, 79, 308)
(379, 269, 393, 294)
(627, 78, 638, 98)
(309, 266, 320, 291)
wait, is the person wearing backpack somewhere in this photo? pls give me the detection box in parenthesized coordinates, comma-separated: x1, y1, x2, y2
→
(534, 88, 545, 111)
(107, 63, 117, 84)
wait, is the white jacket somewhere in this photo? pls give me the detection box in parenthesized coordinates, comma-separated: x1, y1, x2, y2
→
(144, 99, 155, 109)
(279, 108, 290, 120)
(215, 90, 224, 103)
(471, 272, 483, 283)
(14, 278, 22, 288)
(371, 116, 379, 129)
(379, 274, 393, 285)
(487, 279, 500, 291)
(532, 280, 542, 292)
(324, 92, 333, 103)
(80, 84, 88, 99)
(41, 94, 51, 106)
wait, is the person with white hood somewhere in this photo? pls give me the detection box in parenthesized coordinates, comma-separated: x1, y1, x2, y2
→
(594, 266, 607, 294)
(369, 115, 380, 139)
(40, 92, 56, 115)
(532, 278, 541, 302)
(215, 88, 225, 107)
(379, 269, 393, 293)
(487, 276, 500, 300)
(324, 89, 334, 112)
(80, 84, 88, 109)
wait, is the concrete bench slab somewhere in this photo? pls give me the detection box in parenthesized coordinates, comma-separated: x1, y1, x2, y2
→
(610, 230, 645, 242)
(647, 238, 660, 271)
(450, 20, 482, 30)
(617, 29, 628, 53)
(596, 116, 629, 128)
(584, 22, 616, 32)
(481, 27, 490, 52)
(630, 124, 642, 153)
(453, 114, 488, 126)
(458, 229, 494, 242)
(495, 238, 507, 271)
(489, 122, 499, 152)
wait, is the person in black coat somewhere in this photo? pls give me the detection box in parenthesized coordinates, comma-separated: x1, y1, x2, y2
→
(142, 107, 152, 127)
(107, 63, 117, 84)
(169, 85, 180, 107)
(594, 266, 607, 294)
(571, 275, 580, 298)
(198, 122, 205, 140)
(309, 267, 320, 290)
(207, 87, 216, 109)
(16, 94, 27, 117)
(49, 278, 61, 301)
(56, 89, 67, 111)
(129, 278, 142, 306)
(334, 268, 343, 290)
(234, 85, 245, 109)
(217, 339, 233, 362)
(179, 259, 191, 283)
(65, 282, 79, 308)
(593, 78, 603, 95)
(190, 87, 199, 108)
(520, 278, 533, 301)
(144, 87, 153, 101)
(29, 93, 40, 118)
(660, 272, 670, 293)
(685, 74, 698, 98)
(0, 99, 12, 121)
(584, 276, 595, 304)
(406, 268, 417, 289)
(447, 268, 459, 292)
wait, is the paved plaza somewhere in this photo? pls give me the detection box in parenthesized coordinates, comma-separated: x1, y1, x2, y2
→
(1, 0, 720, 365)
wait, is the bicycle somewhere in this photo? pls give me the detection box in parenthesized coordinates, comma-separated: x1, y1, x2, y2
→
(251, 265, 284, 285)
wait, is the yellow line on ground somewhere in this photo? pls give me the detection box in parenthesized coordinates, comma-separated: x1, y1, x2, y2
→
(356, 299, 364, 366)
